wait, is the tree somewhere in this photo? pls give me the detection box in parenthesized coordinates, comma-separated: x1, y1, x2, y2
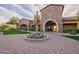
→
(6, 17, 20, 29)
(76, 11, 79, 21)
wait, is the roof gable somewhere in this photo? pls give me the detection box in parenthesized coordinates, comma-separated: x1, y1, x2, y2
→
(40, 4, 64, 12)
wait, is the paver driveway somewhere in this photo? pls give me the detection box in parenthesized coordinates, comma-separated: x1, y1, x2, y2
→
(0, 32, 79, 54)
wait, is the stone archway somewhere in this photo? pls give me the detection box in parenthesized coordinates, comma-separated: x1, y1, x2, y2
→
(45, 21, 56, 32)
(40, 4, 64, 33)
(43, 19, 58, 32)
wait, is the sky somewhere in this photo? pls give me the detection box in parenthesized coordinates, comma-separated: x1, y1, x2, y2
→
(0, 4, 79, 24)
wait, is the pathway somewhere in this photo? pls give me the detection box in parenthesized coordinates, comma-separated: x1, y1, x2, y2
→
(0, 32, 79, 54)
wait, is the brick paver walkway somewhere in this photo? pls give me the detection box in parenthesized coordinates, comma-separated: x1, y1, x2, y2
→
(0, 32, 79, 54)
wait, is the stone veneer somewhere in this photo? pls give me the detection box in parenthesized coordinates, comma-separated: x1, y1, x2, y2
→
(40, 4, 64, 32)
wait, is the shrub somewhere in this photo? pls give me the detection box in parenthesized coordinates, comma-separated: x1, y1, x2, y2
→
(29, 28, 35, 31)
(70, 31, 77, 34)
(63, 29, 79, 33)
(74, 29, 79, 33)
(63, 29, 72, 33)
(0, 24, 13, 31)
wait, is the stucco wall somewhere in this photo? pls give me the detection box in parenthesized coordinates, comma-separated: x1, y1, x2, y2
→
(63, 24, 77, 30)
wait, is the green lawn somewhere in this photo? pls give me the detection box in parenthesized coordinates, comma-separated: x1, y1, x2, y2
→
(0, 29, 32, 35)
(63, 35, 79, 41)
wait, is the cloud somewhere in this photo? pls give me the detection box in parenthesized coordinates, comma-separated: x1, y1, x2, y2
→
(12, 4, 33, 18)
(0, 7, 12, 24)
(0, 4, 79, 24)
(29, 4, 48, 15)
(0, 16, 9, 24)
(11, 11, 23, 18)
(0, 4, 34, 19)
(19, 4, 33, 13)
(0, 4, 48, 21)
(0, 6, 24, 18)
(0, 7, 11, 18)
(0, 6, 25, 24)
(63, 4, 79, 17)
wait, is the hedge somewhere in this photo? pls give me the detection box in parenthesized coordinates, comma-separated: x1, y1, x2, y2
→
(63, 29, 79, 33)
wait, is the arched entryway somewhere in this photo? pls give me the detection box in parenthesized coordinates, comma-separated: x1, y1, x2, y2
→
(43, 19, 58, 32)
(45, 21, 57, 32)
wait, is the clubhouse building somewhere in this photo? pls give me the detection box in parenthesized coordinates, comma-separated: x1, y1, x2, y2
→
(18, 4, 79, 32)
